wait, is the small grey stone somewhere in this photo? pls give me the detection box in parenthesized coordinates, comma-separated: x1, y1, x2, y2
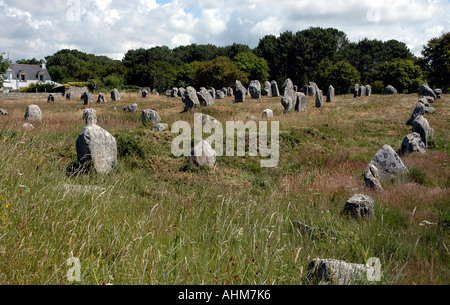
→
(308, 258, 369, 285)
(383, 85, 397, 95)
(364, 164, 383, 191)
(83, 108, 97, 125)
(249, 80, 261, 99)
(153, 123, 168, 132)
(343, 194, 375, 218)
(369, 144, 409, 178)
(123, 103, 138, 113)
(189, 140, 216, 168)
(401, 132, 426, 154)
(262, 109, 273, 119)
(142, 109, 161, 126)
(411, 115, 433, 147)
(97, 92, 106, 103)
(235, 80, 246, 103)
(0, 109, 8, 115)
(24, 104, 42, 122)
(21, 122, 34, 130)
(111, 88, 120, 101)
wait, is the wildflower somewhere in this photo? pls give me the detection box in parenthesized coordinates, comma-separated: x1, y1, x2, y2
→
(5, 203, 11, 208)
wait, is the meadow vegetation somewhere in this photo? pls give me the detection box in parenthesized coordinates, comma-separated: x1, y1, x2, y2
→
(0, 92, 448, 285)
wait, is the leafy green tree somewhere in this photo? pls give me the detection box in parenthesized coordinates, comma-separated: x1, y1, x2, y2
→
(194, 56, 248, 89)
(419, 32, 450, 91)
(313, 60, 360, 94)
(377, 59, 425, 93)
(16, 58, 41, 65)
(233, 52, 270, 82)
(218, 43, 251, 59)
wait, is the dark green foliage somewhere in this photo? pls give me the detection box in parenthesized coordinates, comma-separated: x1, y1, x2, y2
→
(193, 56, 248, 89)
(419, 32, 450, 91)
(377, 59, 425, 93)
(233, 52, 270, 82)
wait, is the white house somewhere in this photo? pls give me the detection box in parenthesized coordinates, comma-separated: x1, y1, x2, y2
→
(2, 60, 58, 92)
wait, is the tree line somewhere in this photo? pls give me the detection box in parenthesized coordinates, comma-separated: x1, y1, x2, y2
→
(4, 27, 449, 94)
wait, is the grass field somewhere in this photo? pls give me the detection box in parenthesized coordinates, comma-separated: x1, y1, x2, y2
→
(0, 91, 448, 285)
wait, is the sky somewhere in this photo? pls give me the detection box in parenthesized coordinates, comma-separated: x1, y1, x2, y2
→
(0, 0, 448, 62)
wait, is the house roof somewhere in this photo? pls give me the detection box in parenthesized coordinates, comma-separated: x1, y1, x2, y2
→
(8, 64, 52, 81)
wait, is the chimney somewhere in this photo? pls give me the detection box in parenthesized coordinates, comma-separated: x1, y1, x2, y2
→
(40, 60, 46, 70)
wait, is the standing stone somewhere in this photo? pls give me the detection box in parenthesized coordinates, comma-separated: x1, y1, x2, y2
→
(249, 80, 261, 99)
(178, 87, 186, 97)
(216, 90, 225, 99)
(227, 87, 233, 97)
(111, 88, 120, 101)
(434, 89, 442, 99)
(83, 108, 97, 125)
(153, 123, 168, 132)
(364, 164, 383, 191)
(235, 80, 246, 103)
(194, 113, 220, 126)
(123, 103, 138, 113)
(66, 91, 75, 100)
(141, 90, 148, 98)
(97, 92, 106, 103)
(281, 78, 296, 113)
(24, 104, 42, 122)
(309, 82, 319, 97)
(47, 93, 57, 103)
(353, 84, 360, 98)
(308, 258, 369, 285)
(190, 140, 216, 168)
(358, 85, 366, 97)
(142, 109, 161, 126)
(21, 123, 34, 130)
(271, 80, 280, 97)
(411, 115, 433, 147)
(315, 90, 324, 108)
(418, 84, 436, 99)
(171, 87, 179, 98)
(262, 81, 271, 96)
(81, 92, 93, 105)
(326, 85, 335, 103)
(383, 85, 397, 95)
(407, 98, 436, 125)
(0, 109, 8, 115)
(401, 133, 426, 155)
(365, 85, 372, 96)
(262, 109, 273, 119)
(197, 88, 214, 106)
(76, 124, 117, 174)
(343, 194, 375, 219)
(368, 144, 409, 178)
(295, 92, 307, 112)
(182, 86, 200, 111)
(151, 89, 159, 96)
(209, 88, 216, 100)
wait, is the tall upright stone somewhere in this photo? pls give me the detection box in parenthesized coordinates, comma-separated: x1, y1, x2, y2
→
(235, 80, 246, 103)
(111, 88, 120, 101)
(271, 80, 280, 97)
(353, 84, 360, 98)
(249, 80, 261, 99)
(383, 85, 397, 95)
(197, 88, 214, 106)
(358, 85, 366, 97)
(182, 86, 200, 111)
(326, 85, 335, 102)
(365, 85, 372, 96)
(280, 78, 296, 113)
(418, 84, 436, 99)
(315, 90, 324, 108)
(97, 92, 106, 103)
(142, 109, 161, 126)
(411, 115, 433, 146)
(83, 108, 97, 125)
(262, 81, 271, 96)
(24, 104, 42, 122)
(295, 92, 307, 112)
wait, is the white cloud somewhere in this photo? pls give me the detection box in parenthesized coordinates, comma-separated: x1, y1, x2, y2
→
(0, 0, 448, 61)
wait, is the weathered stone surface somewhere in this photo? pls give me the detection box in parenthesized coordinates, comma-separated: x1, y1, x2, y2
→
(197, 88, 214, 106)
(358, 85, 366, 97)
(0, 109, 8, 115)
(262, 81, 271, 96)
(315, 90, 324, 108)
(262, 109, 273, 119)
(364, 164, 383, 191)
(326, 85, 335, 102)
(24, 104, 42, 122)
(235, 80, 246, 103)
(295, 92, 307, 112)
(401, 132, 426, 154)
(21, 122, 34, 130)
(123, 103, 138, 113)
(209, 88, 216, 100)
(365, 85, 372, 96)
(369, 144, 409, 178)
(281, 78, 296, 113)
(343, 194, 375, 219)
(142, 109, 161, 126)
(353, 84, 359, 98)
(153, 123, 168, 132)
(383, 85, 397, 95)
(418, 84, 436, 99)
(215, 90, 225, 99)
(111, 88, 120, 101)
(141, 90, 148, 98)
(249, 80, 261, 99)
(47, 93, 58, 103)
(407, 101, 426, 126)
(411, 115, 433, 146)
(76, 124, 117, 174)
(171, 87, 179, 98)
(190, 140, 216, 168)
(308, 258, 370, 285)
(151, 89, 159, 96)
(83, 108, 97, 125)
(227, 87, 233, 97)
(245, 115, 258, 121)
(182, 86, 200, 111)
(66, 91, 75, 100)
(81, 92, 93, 105)
(434, 88, 442, 99)
(271, 80, 280, 97)
(425, 96, 435, 103)
(178, 87, 186, 97)
(97, 92, 106, 103)
(194, 113, 220, 127)
(309, 82, 319, 97)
